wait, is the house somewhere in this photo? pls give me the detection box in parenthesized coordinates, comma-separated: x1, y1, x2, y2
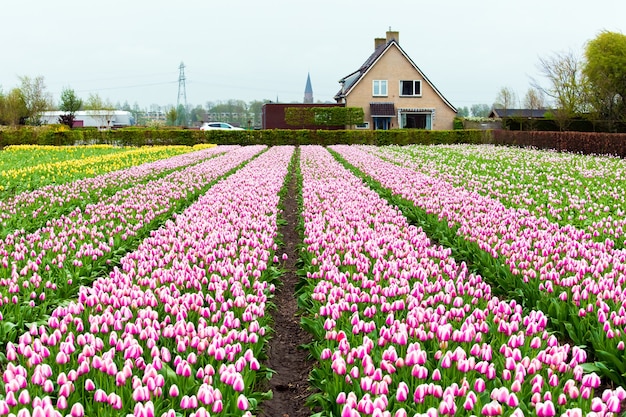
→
(488, 108, 556, 130)
(335, 30, 457, 130)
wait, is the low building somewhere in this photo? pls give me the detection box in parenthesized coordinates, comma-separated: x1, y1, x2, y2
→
(261, 103, 344, 129)
(40, 110, 134, 128)
(335, 30, 457, 130)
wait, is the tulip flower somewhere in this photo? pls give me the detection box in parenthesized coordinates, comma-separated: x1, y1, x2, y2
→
(237, 394, 249, 411)
(70, 403, 84, 417)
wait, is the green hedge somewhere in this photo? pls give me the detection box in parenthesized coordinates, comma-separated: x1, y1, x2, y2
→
(4, 127, 626, 155)
(0, 127, 490, 148)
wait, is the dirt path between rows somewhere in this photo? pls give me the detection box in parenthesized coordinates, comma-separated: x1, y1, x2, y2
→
(259, 153, 316, 417)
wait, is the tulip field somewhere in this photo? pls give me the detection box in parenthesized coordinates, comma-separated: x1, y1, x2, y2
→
(0, 145, 203, 200)
(1, 143, 626, 417)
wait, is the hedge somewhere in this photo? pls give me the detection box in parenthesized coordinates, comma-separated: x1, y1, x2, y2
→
(0, 127, 489, 148)
(1, 127, 625, 157)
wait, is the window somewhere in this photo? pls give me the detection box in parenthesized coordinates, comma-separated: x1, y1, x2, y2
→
(400, 80, 422, 97)
(400, 111, 432, 129)
(355, 122, 370, 129)
(373, 80, 388, 96)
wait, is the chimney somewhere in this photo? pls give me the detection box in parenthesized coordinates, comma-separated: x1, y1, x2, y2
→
(386, 30, 399, 44)
(374, 37, 386, 50)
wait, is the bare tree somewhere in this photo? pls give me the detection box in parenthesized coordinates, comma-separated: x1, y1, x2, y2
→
(522, 88, 546, 130)
(532, 50, 588, 130)
(523, 88, 546, 110)
(19, 75, 53, 125)
(493, 87, 518, 111)
(84, 93, 115, 129)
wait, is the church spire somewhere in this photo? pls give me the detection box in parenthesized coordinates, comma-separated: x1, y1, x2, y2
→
(304, 72, 313, 103)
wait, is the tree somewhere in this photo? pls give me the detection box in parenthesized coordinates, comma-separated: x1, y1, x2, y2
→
(58, 87, 83, 128)
(84, 93, 115, 129)
(584, 30, 626, 131)
(189, 105, 206, 126)
(0, 88, 28, 125)
(522, 88, 546, 130)
(523, 88, 546, 110)
(493, 87, 518, 111)
(532, 50, 588, 130)
(175, 104, 188, 126)
(19, 75, 53, 125)
(166, 107, 177, 126)
(248, 100, 270, 128)
(470, 104, 491, 117)
(456, 106, 470, 117)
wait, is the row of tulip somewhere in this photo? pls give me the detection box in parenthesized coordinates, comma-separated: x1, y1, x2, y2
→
(0, 145, 261, 346)
(331, 144, 626, 386)
(0, 145, 224, 238)
(297, 145, 623, 417)
(0, 145, 124, 172)
(0, 145, 294, 417)
(368, 144, 626, 249)
(0, 145, 201, 201)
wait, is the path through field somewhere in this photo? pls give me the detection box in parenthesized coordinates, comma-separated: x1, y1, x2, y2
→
(260, 157, 315, 417)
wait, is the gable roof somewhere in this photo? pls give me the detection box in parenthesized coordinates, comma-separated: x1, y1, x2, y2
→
(335, 39, 456, 112)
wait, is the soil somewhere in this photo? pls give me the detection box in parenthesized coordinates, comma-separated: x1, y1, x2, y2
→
(259, 154, 316, 417)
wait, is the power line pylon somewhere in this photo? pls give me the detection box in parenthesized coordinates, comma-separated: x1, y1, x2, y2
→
(177, 62, 187, 109)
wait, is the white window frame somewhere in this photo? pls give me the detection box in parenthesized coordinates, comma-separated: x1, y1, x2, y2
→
(355, 122, 370, 129)
(373, 80, 388, 97)
(399, 80, 422, 97)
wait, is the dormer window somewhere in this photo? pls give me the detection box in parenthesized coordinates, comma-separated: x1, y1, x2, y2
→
(373, 80, 388, 97)
(400, 80, 422, 97)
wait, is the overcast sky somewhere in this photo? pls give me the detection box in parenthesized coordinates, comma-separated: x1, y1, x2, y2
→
(2, 0, 624, 110)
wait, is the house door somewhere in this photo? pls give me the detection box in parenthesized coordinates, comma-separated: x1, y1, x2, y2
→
(373, 117, 391, 130)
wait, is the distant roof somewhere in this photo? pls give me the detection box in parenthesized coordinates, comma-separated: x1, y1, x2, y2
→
(40, 110, 132, 116)
(489, 108, 550, 118)
(335, 38, 456, 112)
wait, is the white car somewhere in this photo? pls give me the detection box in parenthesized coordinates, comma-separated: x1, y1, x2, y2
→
(199, 122, 244, 131)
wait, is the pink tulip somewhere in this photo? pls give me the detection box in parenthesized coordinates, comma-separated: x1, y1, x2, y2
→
(31, 406, 45, 417)
(331, 357, 347, 375)
(5, 392, 16, 407)
(607, 394, 622, 413)
(212, 399, 223, 413)
(0, 400, 9, 415)
(17, 390, 30, 405)
(237, 394, 249, 410)
(233, 375, 245, 392)
(16, 409, 31, 417)
(396, 382, 408, 402)
(481, 400, 503, 416)
(70, 403, 85, 417)
(474, 378, 486, 393)
(94, 389, 107, 402)
(394, 409, 408, 417)
(57, 395, 68, 410)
